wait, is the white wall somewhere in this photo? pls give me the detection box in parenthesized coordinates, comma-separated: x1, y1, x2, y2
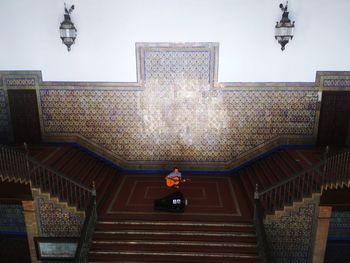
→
(0, 0, 349, 82)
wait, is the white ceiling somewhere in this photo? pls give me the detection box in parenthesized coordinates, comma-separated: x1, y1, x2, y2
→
(1, 0, 349, 82)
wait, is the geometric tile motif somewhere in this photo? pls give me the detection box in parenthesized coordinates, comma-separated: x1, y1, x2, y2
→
(144, 51, 211, 83)
(40, 88, 318, 163)
(39, 43, 318, 166)
(323, 79, 350, 88)
(0, 89, 9, 136)
(222, 90, 317, 157)
(328, 211, 350, 238)
(5, 78, 36, 87)
(264, 204, 316, 263)
(36, 197, 83, 237)
(0, 204, 26, 234)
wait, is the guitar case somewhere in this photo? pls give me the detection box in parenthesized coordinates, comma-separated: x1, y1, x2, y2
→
(154, 190, 186, 212)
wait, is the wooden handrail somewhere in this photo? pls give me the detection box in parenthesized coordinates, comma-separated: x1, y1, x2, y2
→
(0, 144, 92, 210)
(253, 147, 350, 262)
(253, 184, 273, 263)
(258, 160, 325, 196)
(257, 147, 350, 215)
(74, 192, 97, 262)
(0, 144, 98, 262)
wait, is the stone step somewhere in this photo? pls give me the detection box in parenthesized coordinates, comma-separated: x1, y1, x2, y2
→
(92, 239, 257, 254)
(93, 229, 256, 243)
(88, 250, 260, 263)
(95, 220, 255, 232)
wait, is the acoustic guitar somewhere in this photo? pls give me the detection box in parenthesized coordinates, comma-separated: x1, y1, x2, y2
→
(165, 176, 190, 188)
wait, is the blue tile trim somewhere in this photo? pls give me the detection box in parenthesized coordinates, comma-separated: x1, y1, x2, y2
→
(0, 231, 27, 236)
(328, 237, 350, 241)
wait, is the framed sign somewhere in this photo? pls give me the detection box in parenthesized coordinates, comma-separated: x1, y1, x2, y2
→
(34, 237, 79, 261)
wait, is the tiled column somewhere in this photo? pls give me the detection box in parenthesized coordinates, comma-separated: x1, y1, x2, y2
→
(312, 206, 332, 263)
(22, 200, 41, 263)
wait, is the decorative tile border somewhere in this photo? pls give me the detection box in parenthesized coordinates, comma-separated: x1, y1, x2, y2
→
(5, 77, 36, 87)
(316, 71, 350, 91)
(323, 79, 350, 88)
(0, 71, 41, 89)
(136, 42, 219, 85)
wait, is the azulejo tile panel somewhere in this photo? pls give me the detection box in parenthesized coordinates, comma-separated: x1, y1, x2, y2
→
(40, 43, 318, 166)
(264, 204, 316, 262)
(323, 79, 350, 88)
(36, 197, 83, 237)
(328, 211, 350, 238)
(5, 77, 36, 87)
(0, 89, 9, 139)
(0, 204, 26, 233)
(40, 88, 318, 163)
(144, 51, 211, 83)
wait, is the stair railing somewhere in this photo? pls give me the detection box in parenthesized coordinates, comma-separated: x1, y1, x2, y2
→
(0, 144, 92, 211)
(0, 144, 98, 262)
(75, 183, 97, 263)
(253, 147, 350, 262)
(256, 147, 350, 215)
(253, 184, 273, 263)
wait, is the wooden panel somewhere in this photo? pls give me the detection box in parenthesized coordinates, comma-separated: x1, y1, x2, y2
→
(318, 91, 350, 146)
(7, 90, 41, 143)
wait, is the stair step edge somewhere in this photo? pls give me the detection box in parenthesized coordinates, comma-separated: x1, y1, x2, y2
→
(94, 230, 256, 237)
(92, 240, 257, 247)
(97, 221, 254, 228)
(89, 250, 259, 259)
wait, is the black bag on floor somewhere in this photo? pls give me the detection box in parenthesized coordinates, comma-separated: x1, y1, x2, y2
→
(154, 190, 186, 212)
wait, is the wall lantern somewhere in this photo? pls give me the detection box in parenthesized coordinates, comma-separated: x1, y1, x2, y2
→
(59, 4, 77, 51)
(275, 2, 295, 51)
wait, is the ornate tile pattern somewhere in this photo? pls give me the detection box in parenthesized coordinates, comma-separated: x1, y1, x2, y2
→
(0, 89, 9, 140)
(36, 197, 83, 237)
(5, 78, 36, 87)
(40, 88, 318, 164)
(264, 204, 316, 263)
(0, 204, 26, 233)
(144, 51, 211, 82)
(323, 79, 350, 88)
(39, 43, 318, 167)
(328, 211, 350, 238)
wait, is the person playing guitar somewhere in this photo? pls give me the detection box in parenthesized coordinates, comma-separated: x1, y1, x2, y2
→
(165, 167, 189, 189)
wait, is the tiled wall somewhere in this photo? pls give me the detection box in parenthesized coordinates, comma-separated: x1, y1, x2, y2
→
(328, 211, 350, 238)
(39, 87, 318, 165)
(0, 89, 10, 142)
(36, 197, 83, 237)
(2, 46, 350, 170)
(264, 204, 317, 263)
(37, 43, 320, 169)
(0, 204, 26, 234)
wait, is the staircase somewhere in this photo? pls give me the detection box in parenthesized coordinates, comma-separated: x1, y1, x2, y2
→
(25, 144, 120, 209)
(23, 144, 262, 262)
(237, 148, 324, 207)
(0, 144, 94, 211)
(1, 144, 329, 262)
(90, 220, 259, 263)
